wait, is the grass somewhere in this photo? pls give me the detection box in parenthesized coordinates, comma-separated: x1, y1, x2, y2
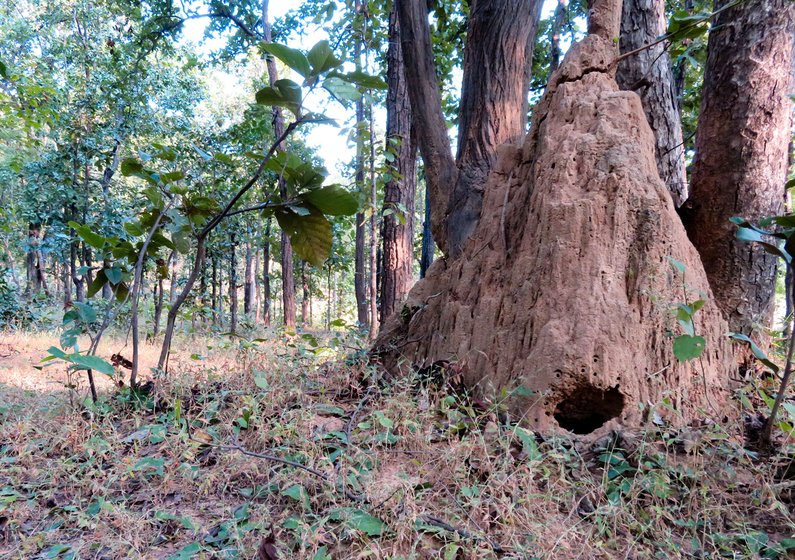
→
(0, 330, 793, 559)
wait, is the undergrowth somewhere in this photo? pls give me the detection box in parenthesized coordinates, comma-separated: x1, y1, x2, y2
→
(0, 334, 793, 559)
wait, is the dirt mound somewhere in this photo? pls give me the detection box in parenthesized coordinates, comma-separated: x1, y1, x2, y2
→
(374, 35, 737, 435)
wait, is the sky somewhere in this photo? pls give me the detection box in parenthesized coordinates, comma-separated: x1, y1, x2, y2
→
(179, 0, 565, 179)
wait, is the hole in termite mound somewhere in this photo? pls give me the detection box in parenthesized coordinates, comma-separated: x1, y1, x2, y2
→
(553, 384, 625, 435)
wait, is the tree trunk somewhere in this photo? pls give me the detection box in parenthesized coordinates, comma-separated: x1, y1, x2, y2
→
(616, 0, 688, 207)
(211, 251, 219, 326)
(229, 233, 238, 335)
(263, 0, 296, 329)
(420, 181, 434, 279)
(152, 275, 164, 339)
(263, 217, 272, 325)
(375, 13, 736, 434)
(381, 4, 418, 322)
(683, 0, 795, 336)
(301, 261, 309, 327)
(244, 240, 254, 316)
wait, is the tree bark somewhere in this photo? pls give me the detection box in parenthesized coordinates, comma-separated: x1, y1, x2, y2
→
(420, 181, 434, 279)
(263, 0, 296, 329)
(616, 0, 688, 206)
(381, 4, 418, 322)
(244, 239, 254, 316)
(398, 0, 542, 257)
(229, 233, 238, 334)
(263, 217, 272, 325)
(301, 261, 309, 327)
(684, 0, 795, 336)
(447, 0, 544, 255)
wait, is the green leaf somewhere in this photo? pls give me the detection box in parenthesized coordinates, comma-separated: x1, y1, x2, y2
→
(106, 267, 123, 284)
(255, 79, 303, 117)
(47, 346, 69, 360)
(673, 335, 705, 362)
(728, 332, 780, 373)
(88, 269, 108, 298)
(275, 203, 332, 267)
(336, 70, 387, 90)
(120, 158, 144, 176)
(307, 40, 342, 76)
(262, 43, 311, 77)
(322, 76, 361, 104)
(302, 185, 358, 216)
(69, 222, 107, 249)
(343, 509, 385, 536)
(70, 354, 115, 376)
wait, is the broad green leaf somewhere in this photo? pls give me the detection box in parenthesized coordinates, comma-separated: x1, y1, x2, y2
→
(69, 222, 107, 249)
(346, 509, 385, 536)
(336, 70, 387, 90)
(47, 346, 69, 360)
(322, 76, 361, 104)
(160, 171, 185, 184)
(275, 204, 332, 267)
(256, 79, 303, 117)
(673, 335, 705, 362)
(120, 158, 144, 176)
(303, 185, 358, 216)
(262, 43, 311, 77)
(70, 354, 115, 376)
(87, 269, 108, 298)
(307, 40, 341, 76)
(74, 302, 97, 323)
(106, 267, 123, 284)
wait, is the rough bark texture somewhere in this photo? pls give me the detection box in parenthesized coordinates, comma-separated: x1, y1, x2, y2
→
(374, 36, 736, 434)
(684, 0, 794, 336)
(616, 0, 688, 206)
(380, 6, 418, 321)
(262, 218, 272, 325)
(396, 0, 456, 254)
(419, 183, 434, 279)
(447, 0, 544, 255)
(229, 233, 238, 334)
(398, 0, 543, 257)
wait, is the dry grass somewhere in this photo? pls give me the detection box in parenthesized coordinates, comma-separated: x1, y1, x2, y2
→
(0, 330, 794, 559)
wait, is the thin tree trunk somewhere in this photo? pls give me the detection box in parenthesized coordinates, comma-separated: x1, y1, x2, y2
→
(168, 250, 178, 305)
(368, 102, 379, 339)
(684, 0, 795, 336)
(381, 4, 418, 322)
(229, 233, 238, 335)
(244, 240, 253, 316)
(549, 0, 567, 73)
(301, 261, 309, 327)
(420, 181, 434, 279)
(212, 251, 219, 326)
(152, 275, 164, 339)
(326, 264, 332, 330)
(262, 0, 296, 329)
(616, 0, 688, 206)
(353, 0, 370, 330)
(263, 218, 272, 325)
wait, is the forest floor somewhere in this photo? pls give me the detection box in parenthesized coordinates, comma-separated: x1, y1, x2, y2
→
(0, 331, 794, 559)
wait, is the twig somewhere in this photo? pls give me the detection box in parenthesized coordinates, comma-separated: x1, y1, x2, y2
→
(420, 515, 506, 553)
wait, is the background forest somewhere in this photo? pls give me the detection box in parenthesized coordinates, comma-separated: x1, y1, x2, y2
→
(1, 0, 794, 558)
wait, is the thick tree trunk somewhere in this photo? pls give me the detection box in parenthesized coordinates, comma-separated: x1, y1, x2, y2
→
(684, 0, 795, 336)
(447, 0, 544, 255)
(381, 5, 418, 322)
(375, 28, 736, 434)
(398, 0, 543, 257)
(616, 0, 688, 206)
(263, 0, 296, 329)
